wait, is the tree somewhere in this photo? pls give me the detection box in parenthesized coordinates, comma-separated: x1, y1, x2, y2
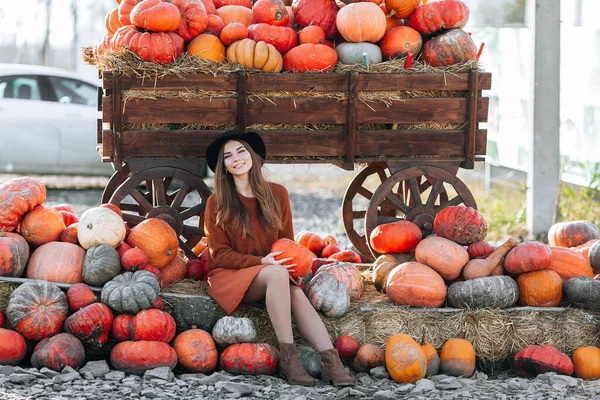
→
(71, 0, 79, 70)
(39, 0, 52, 65)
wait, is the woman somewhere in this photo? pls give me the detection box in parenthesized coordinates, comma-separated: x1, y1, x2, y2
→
(204, 130, 355, 387)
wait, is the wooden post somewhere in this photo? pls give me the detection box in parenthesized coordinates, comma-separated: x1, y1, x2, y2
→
(345, 72, 358, 171)
(237, 71, 247, 133)
(111, 72, 123, 170)
(526, 0, 561, 238)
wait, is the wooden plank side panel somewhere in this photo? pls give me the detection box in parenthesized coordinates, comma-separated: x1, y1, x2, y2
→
(102, 97, 113, 125)
(357, 97, 489, 124)
(102, 130, 114, 159)
(357, 72, 492, 91)
(247, 74, 349, 92)
(119, 130, 346, 158)
(121, 98, 238, 124)
(355, 129, 488, 158)
(118, 74, 238, 91)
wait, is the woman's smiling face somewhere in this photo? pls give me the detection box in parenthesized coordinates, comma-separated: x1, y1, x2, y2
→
(223, 140, 253, 177)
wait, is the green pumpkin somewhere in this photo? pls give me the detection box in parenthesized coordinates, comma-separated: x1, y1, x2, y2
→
(101, 270, 160, 314)
(335, 42, 382, 66)
(564, 276, 600, 311)
(447, 276, 519, 309)
(173, 297, 220, 332)
(296, 345, 322, 378)
(212, 316, 257, 347)
(83, 244, 121, 286)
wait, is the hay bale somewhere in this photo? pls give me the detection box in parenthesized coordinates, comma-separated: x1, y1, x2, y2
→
(0, 282, 18, 312)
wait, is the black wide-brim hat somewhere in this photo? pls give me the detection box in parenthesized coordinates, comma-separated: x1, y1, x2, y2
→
(205, 130, 266, 173)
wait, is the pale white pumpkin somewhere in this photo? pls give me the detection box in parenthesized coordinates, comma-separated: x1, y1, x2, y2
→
(212, 317, 257, 347)
(335, 42, 382, 66)
(77, 207, 126, 250)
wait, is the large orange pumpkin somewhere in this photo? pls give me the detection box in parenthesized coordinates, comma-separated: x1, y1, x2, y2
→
(386, 261, 447, 307)
(174, 329, 218, 373)
(127, 218, 179, 268)
(379, 26, 422, 60)
(0, 328, 27, 366)
(26, 242, 86, 284)
(409, 0, 470, 34)
(385, 333, 427, 383)
(271, 238, 316, 279)
(283, 43, 338, 72)
(111, 25, 184, 64)
(188, 33, 226, 62)
(0, 177, 46, 232)
(18, 205, 66, 247)
(439, 338, 475, 377)
(0, 232, 29, 278)
(130, 0, 182, 32)
(336, 2, 386, 43)
(369, 220, 423, 255)
(547, 246, 594, 284)
(372, 253, 414, 293)
(517, 270, 562, 307)
(414, 236, 469, 280)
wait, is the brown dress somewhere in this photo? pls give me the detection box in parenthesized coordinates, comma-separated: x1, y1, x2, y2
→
(205, 182, 294, 315)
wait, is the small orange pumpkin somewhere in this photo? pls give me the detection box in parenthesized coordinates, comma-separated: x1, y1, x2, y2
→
(573, 346, 600, 380)
(369, 220, 422, 254)
(219, 22, 248, 46)
(517, 270, 562, 307)
(18, 205, 66, 247)
(188, 33, 226, 63)
(127, 218, 179, 268)
(352, 343, 385, 372)
(439, 338, 475, 377)
(385, 0, 420, 19)
(379, 26, 422, 60)
(174, 329, 218, 373)
(271, 238, 316, 279)
(385, 333, 427, 383)
(130, 0, 182, 32)
(299, 25, 326, 44)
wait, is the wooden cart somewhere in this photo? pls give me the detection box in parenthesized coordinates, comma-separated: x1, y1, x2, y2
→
(98, 69, 491, 262)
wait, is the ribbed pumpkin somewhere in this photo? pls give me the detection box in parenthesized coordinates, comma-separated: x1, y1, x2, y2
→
(335, 42, 382, 65)
(517, 270, 562, 307)
(0, 328, 27, 366)
(219, 343, 278, 375)
(67, 283, 97, 312)
(220, 22, 248, 45)
(215, 5, 254, 26)
(369, 220, 422, 255)
(422, 28, 477, 67)
(118, 0, 142, 25)
(590, 241, 600, 273)
(159, 254, 187, 288)
(174, 329, 218, 373)
(64, 303, 114, 348)
(78, 206, 126, 250)
(212, 316, 257, 347)
(386, 262, 447, 308)
(415, 236, 469, 280)
(271, 238, 316, 279)
(0, 232, 29, 277)
(317, 262, 364, 300)
(563, 276, 600, 311)
(83, 244, 122, 286)
(379, 26, 422, 60)
(334, 335, 360, 359)
(305, 271, 351, 318)
(31, 333, 86, 372)
(0, 177, 46, 232)
(297, 345, 322, 378)
(105, 7, 122, 35)
(6, 280, 68, 340)
(283, 43, 338, 72)
(467, 241, 494, 259)
(112, 309, 176, 342)
(253, 0, 288, 26)
(548, 220, 600, 248)
(336, 3, 385, 43)
(439, 338, 475, 377)
(353, 343, 385, 372)
(573, 346, 600, 380)
(503, 241, 552, 275)
(127, 218, 179, 268)
(514, 344, 573, 377)
(101, 270, 161, 314)
(130, 0, 182, 32)
(409, 0, 470, 34)
(433, 205, 487, 245)
(547, 246, 594, 284)
(110, 341, 178, 375)
(385, 0, 420, 19)
(18, 205, 66, 246)
(226, 39, 283, 72)
(372, 253, 414, 293)
(421, 339, 440, 377)
(26, 242, 85, 284)
(169, 0, 209, 41)
(292, 0, 338, 40)
(447, 276, 519, 309)
(172, 297, 220, 332)
(247, 23, 298, 55)
(111, 25, 184, 64)
(385, 334, 426, 383)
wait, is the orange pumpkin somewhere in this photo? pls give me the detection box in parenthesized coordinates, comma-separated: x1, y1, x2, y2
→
(121, 248, 149, 272)
(379, 26, 422, 60)
(112, 309, 176, 342)
(26, 242, 86, 284)
(549, 220, 600, 248)
(517, 270, 562, 307)
(111, 25, 184, 64)
(369, 220, 422, 254)
(118, 0, 143, 25)
(110, 341, 178, 375)
(572, 239, 600, 259)
(215, 5, 254, 26)
(105, 8, 123, 35)
(0, 177, 46, 232)
(127, 218, 179, 268)
(386, 262, 447, 307)
(299, 25, 326, 44)
(573, 346, 600, 380)
(214, 0, 251, 7)
(547, 246, 594, 284)
(372, 253, 414, 293)
(174, 329, 218, 373)
(66, 283, 97, 312)
(169, 0, 210, 41)
(271, 238, 316, 279)
(352, 343, 385, 372)
(18, 205, 66, 247)
(336, 2, 386, 43)
(385, 333, 427, 383)
(421, 340, 440, 377)
(385, 0, 420, 19)
(130, 0, 182, 32)
(192, 236, 208, 256)
(0, 232, 29, 278)
(219, 343, 278, 375)
(188, 33, 226, 62)
(252, 0, 289, 26)
(219, 22, 248, 45)
(283, 43, 337, 72)
(205, 14, 225, 36)
(0, 328, 27, 366)
(295, 231, 327, 257)
(159, 254, 187, 287)
(415, 236, 469, 280)
(422, 28, 477, 67)
(439, 338, 475, 377)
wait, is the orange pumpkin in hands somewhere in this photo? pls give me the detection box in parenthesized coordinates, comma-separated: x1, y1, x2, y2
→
(271, 238, 316, 279)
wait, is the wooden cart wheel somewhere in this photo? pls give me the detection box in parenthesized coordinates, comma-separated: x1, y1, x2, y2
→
(101, 164, 131, 204)
(108, 167, 213, 259)
(342, 163, 394, 262)
(364, 165, 477, 259)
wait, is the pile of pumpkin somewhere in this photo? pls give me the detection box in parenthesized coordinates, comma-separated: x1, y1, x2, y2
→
(368, 205, 600, 312)
(94, 0, 481, 72)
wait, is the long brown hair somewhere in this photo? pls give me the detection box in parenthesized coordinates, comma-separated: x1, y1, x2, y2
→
(213, 139, 282, 238)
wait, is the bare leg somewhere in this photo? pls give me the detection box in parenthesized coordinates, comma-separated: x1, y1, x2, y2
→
(242, 265, 293, 343)
(289, 286, 333, 352)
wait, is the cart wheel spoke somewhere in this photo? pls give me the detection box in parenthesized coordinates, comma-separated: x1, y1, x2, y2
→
(438, 195, 465, 210)
(178, 238, 196, 260)
(102, 166, 131, 204)
(353, 210, 366, 219)
(182, 225, 205, 236)
(357, 186, 374, 200)
(426, 179, 444, 207)
(180, 203, 206, 221)
(122, 213, 145, 225)
(152, 179, 167, 206)
(171, 184, 191, 209)
(384, 193, 410, 214)
(408, 177, 423, 207)
(130, 188, 154, 214)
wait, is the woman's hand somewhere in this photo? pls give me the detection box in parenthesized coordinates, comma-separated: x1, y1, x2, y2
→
(261, 251, 297, 271)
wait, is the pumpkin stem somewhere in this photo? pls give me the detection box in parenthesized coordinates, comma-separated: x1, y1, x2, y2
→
(405, 53, 413, 70)
(476, 42, 485, 61)
(362, 53, 369, 68)
(420, 327, 427, 345)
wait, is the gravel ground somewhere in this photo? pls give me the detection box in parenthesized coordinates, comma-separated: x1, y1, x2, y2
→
(1, 166, 597, 399)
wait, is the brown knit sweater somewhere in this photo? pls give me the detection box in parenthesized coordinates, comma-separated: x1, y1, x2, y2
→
(204, 182, 294, 270)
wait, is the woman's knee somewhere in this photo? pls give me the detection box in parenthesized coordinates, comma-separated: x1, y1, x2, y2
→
(261, 265, 290, 285)
(290, 285, 308, 302)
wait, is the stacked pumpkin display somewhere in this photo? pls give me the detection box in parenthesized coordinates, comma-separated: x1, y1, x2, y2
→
(95, 0, 481, 72)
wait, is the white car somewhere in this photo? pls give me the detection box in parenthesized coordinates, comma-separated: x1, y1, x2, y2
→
(0, 64, 113, 175)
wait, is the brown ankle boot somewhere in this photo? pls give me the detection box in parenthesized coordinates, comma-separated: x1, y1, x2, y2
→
(320, 348, 356, 387)
(278, 343, 315, 386)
